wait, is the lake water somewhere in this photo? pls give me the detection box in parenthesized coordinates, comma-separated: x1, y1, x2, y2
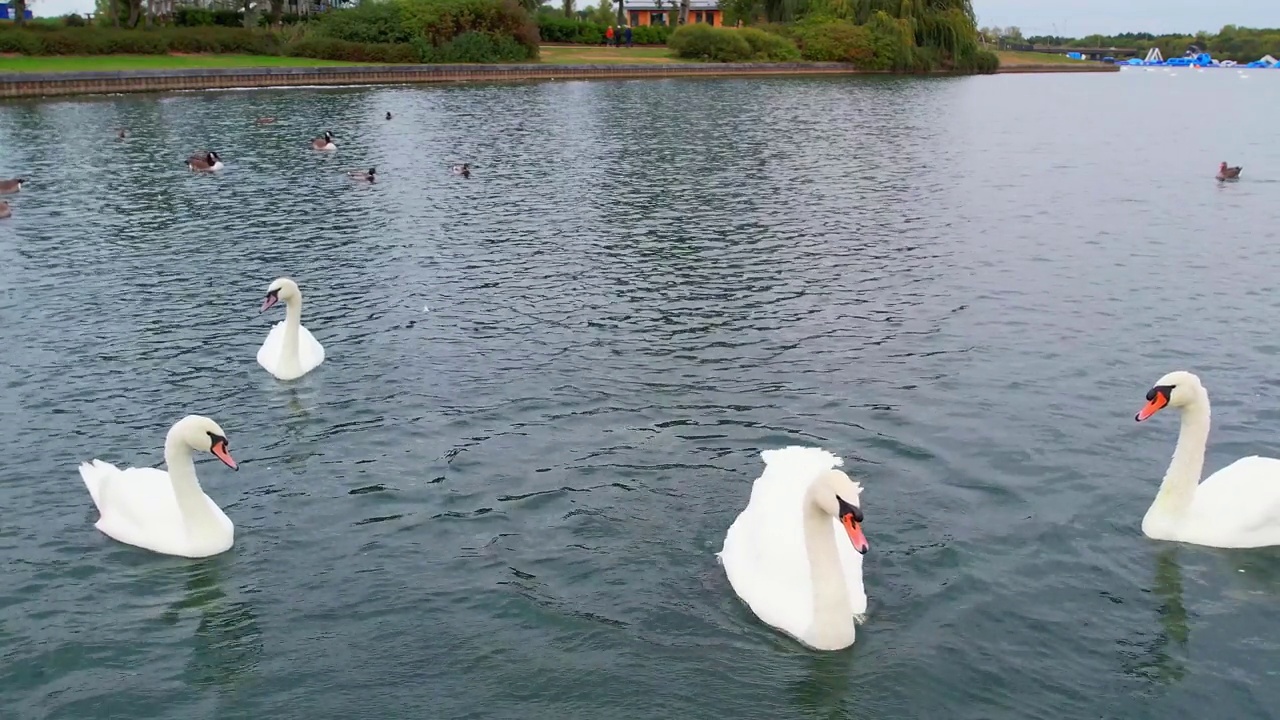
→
(1, 68, 1279, 719)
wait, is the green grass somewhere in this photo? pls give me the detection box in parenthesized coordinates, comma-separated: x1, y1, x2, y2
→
(994, 50, 1096, 66)
(0, 54, 381, 73)
(538, 44, 684, 65)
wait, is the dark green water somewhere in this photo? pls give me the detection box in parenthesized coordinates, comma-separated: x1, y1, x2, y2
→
(1, 70, 1279, 719)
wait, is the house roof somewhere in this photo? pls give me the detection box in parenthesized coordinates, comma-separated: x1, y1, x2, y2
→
(624, 0, 718, 9)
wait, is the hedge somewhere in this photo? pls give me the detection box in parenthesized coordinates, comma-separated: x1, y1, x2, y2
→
(536, 14, 671, 45)
(312, 0, 538, 62)
(667, 24, 798, 62)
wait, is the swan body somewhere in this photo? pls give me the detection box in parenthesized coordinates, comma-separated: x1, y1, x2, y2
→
(257, 277, 325, 381)
(80, 415, 239, 558)
(1136, 370, 1280, 548)
(719, 447, 869, 651)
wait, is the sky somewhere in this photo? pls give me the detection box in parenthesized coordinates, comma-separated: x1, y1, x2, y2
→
(26, 0, 1280, 35)
(973, 0, 1280, 38)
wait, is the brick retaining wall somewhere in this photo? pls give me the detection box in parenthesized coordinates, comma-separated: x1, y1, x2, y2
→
(0, 61, 1117, 98)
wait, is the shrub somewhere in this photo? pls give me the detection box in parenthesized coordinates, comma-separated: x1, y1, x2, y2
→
(399, 0, 539, 58)
(62, 13, 87, 27)
(788, 20, 874, 64)
(174, 6, 216, 27)
(285, 37, 419, 63)
(0, 29, 42, 54)
(314, 0, 414, 44)
(0, 26, 283, 56)
(738, 26, 798, 60)
(416, 29, 533, 62)
(629, 24, 669, 44)
(668, 24, 752, 61)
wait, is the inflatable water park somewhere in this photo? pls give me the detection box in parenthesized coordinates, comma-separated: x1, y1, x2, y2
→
(1115, 46, 1279, 69)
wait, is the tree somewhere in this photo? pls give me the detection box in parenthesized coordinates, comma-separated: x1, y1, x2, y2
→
(11, 0, 25, 26)
(561, 0, 572, 17)
(678, 0, 687, 24)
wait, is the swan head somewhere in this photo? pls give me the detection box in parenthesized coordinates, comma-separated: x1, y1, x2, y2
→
(810, 469, 869, 554)
(1136, 371, 1205, 421)
(261, 277, 300, 313)
(171, 415, 238, 470)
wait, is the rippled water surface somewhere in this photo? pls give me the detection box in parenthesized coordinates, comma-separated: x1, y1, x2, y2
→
(2, 70, 1280, 719)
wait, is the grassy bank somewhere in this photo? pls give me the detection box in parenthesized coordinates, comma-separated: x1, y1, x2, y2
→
(994, 50, 1094, 66)
(539, 45, 683, 64)
(0, 54, 379, 72)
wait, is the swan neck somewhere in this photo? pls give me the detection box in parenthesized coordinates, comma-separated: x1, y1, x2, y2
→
(281, 294, 303, 369)
(163, 434, 217, 529)
(1154, 395, 1210, 515)
(802, 495, 853, 643)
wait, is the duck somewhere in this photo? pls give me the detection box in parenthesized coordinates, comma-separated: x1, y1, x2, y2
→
(79, 415, 239, 558)
(385, 111, 392, 120)
(311, 131, 336, 151)
(116, 128, 128, 140)
(257, 277, 325, 381)
(186, 151, 223, 172)
(347, 167, 376, 183)
(719, 446, 869, 651)
(1135, 371, 1280, 548)
(450, 163, 471, 178)
(0, 201, 10, 219)
(255, 117, 276, 124)
(0, 178, 25, 194)
(1217, 162, 1242, 180)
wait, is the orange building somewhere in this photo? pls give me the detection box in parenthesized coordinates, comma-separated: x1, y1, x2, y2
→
(626, 0, 722, 27)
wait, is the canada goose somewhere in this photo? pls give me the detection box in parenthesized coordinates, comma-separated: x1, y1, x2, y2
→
(0, 201, 10, 219)
(186, 152, 223, 172)
(385, 112, 392, 120)
(347, 167, 376, 183)
(311, 131, 336, 151)
(450, 163, 471, 178)
(1217, 162, 1242, 181)
(0, 178, 25, 194)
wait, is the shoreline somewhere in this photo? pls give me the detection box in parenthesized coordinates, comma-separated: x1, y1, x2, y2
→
(0, 60, 1118, 98)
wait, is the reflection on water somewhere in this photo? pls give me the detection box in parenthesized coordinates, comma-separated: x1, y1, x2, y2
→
(1122, 548, 1189, 687)
(161, 562, 263, 691)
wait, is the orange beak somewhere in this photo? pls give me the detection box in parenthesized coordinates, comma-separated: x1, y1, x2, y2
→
(211, 439, 239, 470)
(1135, 389, 1169, 422)
(842, 513, 869, 555)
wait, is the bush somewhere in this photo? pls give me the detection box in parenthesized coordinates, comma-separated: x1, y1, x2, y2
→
(399, 0, 538, 58)
(668, 24, 752, 61)
(629, 24, 669, 44)
(174, 6, 216, 27)
(62, 13, 87, 27)
(0, 26, 283, 56)
(787, 20, 874, 64)
(738, 26, 798, 60)
(415, 29, 533, 62)
(314, 0, 414, 44)
(285, 36, 419, 63)
(669, 24, 799, 62)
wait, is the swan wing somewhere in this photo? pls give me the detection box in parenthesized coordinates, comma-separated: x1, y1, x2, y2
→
(90, 466, 186, 549)
(1191, 456, 1280, 547)
(297, 324, 326, 373)
(256, 320, 288, 374)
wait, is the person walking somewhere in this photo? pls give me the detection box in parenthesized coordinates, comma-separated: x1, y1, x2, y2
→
(605, 24, 614, 46)
(624, 25, 633, 48)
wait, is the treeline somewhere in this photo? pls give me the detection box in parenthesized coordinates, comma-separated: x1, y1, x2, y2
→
(1021, 25, 1280, 63)
(0, 0, 541, 63)
(681, 0, 996, 72)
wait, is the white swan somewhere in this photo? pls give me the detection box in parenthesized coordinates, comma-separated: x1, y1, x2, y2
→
(80, 415, 239, 558)
(1135, 370, 1280, 547)
(257, 277, 325, 381)
(718, 446, 869, 651)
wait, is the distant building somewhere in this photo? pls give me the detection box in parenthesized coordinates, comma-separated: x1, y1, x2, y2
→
(624, 0, 720, 27)
(0, 3, 34, 19)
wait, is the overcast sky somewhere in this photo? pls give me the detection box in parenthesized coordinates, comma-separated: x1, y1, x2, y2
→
(973, 0, 1280, 38)
(28, 0, 1280, 36)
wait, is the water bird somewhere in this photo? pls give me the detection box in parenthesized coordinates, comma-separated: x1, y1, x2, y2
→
(450, 163, 471, 178)
(117, 128, 128, 140)
(311, 131, 336, 151)
(0, 178, 25, 193)
(718, 447, 869, 651)
(385, 111, 392, 120)
(256, 117, 276, 124)
(186, 151, 223, 172)
(1217, 162, 1242, 181)
(347, 167, 376, 183)
(0, 201, 10, 219)
(79, 415, 239, 558)
(257, 277, 326, 381)
(1135, 371, 1280, 548)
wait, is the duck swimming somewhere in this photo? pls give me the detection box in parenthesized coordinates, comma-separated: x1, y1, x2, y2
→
(348, 167, 376, 183)
(1217, 162, 1242, 180)
(450, 163, 471, 178)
